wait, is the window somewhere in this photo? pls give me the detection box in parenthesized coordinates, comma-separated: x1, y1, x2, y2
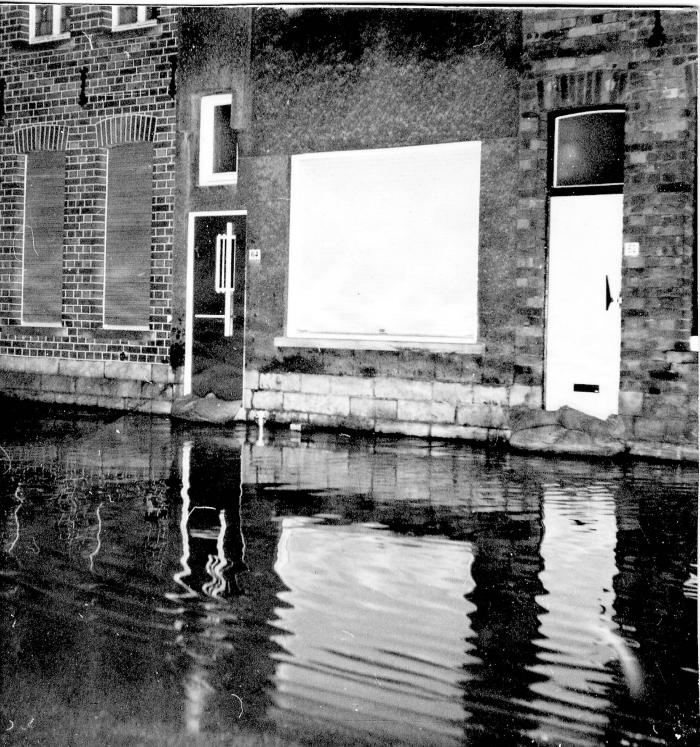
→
(282, 141, 481, 348)
(104, 143, 152, 330)
(552, 110, 625, 190)
(111, 6, 157, 31)
(199, 94, 238, 187)
(28, 4, 69, 43)
(22, 150, 65, 326)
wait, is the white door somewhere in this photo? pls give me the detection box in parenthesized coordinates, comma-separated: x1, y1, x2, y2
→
(544, 109, 626, 420)
(545, 194, 623, 419)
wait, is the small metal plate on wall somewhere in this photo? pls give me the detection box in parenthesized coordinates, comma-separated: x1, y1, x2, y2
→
(573, 383, 599, 393)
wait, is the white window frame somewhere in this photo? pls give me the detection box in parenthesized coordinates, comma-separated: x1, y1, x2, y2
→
(276, 142, 483, 354)
(552, 109, 625, 190)
(28, 4, 69, 44)
(111, 5, 157, 32)
(199, 93, 238, 187)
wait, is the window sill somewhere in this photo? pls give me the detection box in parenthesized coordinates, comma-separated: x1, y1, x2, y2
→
(3, 324, 69, 337)
(274, 336, 485, 355)
(111, 20, 158, 33)
(28, 32, 71, 45)
(198, 173, 238, 188)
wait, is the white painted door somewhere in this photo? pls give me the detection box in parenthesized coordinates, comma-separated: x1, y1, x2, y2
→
(545, 193, 623, 419)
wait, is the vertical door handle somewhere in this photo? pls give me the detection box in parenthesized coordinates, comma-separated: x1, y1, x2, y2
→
(605, 275, 613, 311)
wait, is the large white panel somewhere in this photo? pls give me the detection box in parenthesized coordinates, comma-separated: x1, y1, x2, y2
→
(287, 141, 481, 344)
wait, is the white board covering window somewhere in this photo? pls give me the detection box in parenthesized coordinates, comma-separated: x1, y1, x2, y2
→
(286, 141, 481, 346)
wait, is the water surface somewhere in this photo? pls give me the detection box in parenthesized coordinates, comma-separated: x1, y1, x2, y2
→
(0, 402, 697, 745)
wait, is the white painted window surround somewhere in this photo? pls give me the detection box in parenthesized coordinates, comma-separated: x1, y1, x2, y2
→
(110, 5, 157, 32)
(278, 141, 482, 352)
(28, 4, 69, 44)
(199, 93, 238, 187)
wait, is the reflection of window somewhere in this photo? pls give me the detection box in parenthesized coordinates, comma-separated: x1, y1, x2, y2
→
(23, 150, 65, 326)
(199, 94, 238, 187)
(29, 4, 68, 43)
(111, 5, 157, 31)
(284, 142, 481, 347)
(104, 143, 152, 329)
(553, 110, 625, 189)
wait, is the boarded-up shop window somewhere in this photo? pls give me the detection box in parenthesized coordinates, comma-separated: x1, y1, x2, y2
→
(23, 150, 65, 326)
(104, 142, 152, 329)
(286, 141, 481, 346)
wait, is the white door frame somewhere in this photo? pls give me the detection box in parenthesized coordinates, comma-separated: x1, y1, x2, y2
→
(184, 210, 248, 397)
(544, 108, 625, 418)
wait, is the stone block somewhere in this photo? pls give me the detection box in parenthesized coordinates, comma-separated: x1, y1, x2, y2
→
(374, 377, 432, 401)
(633, 417, 666, 441)
(508, 383, 542, 408)
(432, 382, 473, 405)
(430, 424, 490, 441)
(112, 380, 143, 399)
(150, 364, 173, 384)
(0, 355, 29, 373)
(375, 420, 431, 438)
(243, 369, 260, 390)
(473, 384, 509, 406)
(251, 390, 284, 411)
(57, 359, 104, 378)
(24, 356, 60, 375)
(97, 396, 127, 411)
(104, 361, 152, 382)
(619, 390, 643, 415)
(329, 376, 373, 397)
(0, 371, 41, 391)
(259, 372, 301, 392)
(70, 394, 100, 408)
(456, 403, 507, 428)
(75, 379, 112, 397)
(242, 387, 253, 409)
(300, 374, 331, 394)
(283, 392, 350, 416)
(308, 413, 370, 431)
(628, 441, 698, 462)
(40, 374, 76, 394)
(350, 397, 398, 420)
(397, 399, 455, 423)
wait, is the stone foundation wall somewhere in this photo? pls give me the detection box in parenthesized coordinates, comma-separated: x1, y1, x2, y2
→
(245, 371, 541, 441)
(0, 355, 182, 414)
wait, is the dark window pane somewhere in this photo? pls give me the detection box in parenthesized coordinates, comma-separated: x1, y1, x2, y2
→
(35, 5, 53, 36)
(59, 5, 68, 33)
(555, 112, 625, 187)
(105, 143, 152, 328)
(24, 151, 65, 324)
(117, 6, 139, 25)
(145, 7, 158, 20)
(213, 104, 237, 174)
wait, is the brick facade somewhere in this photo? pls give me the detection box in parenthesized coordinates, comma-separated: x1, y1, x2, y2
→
(0, 5, 179, 413)
(0, 7, 696, 460)
(517, 8, 698, 457)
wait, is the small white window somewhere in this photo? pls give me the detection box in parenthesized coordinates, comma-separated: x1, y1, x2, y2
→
(28, 4, 69, 43)
(111, 6, 157, 32)
(199, 93, 238, 187)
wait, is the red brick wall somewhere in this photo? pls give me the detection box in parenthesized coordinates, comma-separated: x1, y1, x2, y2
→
(0, 5, 177, 367)
(517, 8, 698, 447)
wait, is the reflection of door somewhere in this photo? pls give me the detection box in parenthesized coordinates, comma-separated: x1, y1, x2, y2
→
(545, 109, 625, 419)
(186, 212, 246, 400)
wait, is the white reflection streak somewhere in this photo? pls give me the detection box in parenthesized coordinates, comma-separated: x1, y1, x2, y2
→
(166, 441, 197, 601)
(202, 510, 228, 598)
(184, 665, 213, 734)
(88, 502, 103, 572)
(7, 486, 24, 554)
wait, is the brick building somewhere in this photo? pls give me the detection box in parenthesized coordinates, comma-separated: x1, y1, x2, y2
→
(0, 6, 696, 460)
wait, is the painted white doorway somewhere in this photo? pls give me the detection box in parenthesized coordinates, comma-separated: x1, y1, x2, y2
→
(544, 109, 625, 420)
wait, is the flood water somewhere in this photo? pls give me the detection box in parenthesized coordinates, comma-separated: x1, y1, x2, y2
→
(0, 402, 697, 746)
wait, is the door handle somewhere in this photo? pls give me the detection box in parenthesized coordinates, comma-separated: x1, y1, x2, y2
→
(605, 275, 613, 311)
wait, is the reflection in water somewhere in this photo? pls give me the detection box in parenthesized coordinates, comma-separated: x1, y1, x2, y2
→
(0, 406, 696, 745)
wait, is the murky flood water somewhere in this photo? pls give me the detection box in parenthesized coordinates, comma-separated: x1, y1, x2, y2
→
(0, 402, 697, 746)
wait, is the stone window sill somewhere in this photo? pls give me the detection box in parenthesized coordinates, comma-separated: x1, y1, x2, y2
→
(274, 336, 485, 355)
